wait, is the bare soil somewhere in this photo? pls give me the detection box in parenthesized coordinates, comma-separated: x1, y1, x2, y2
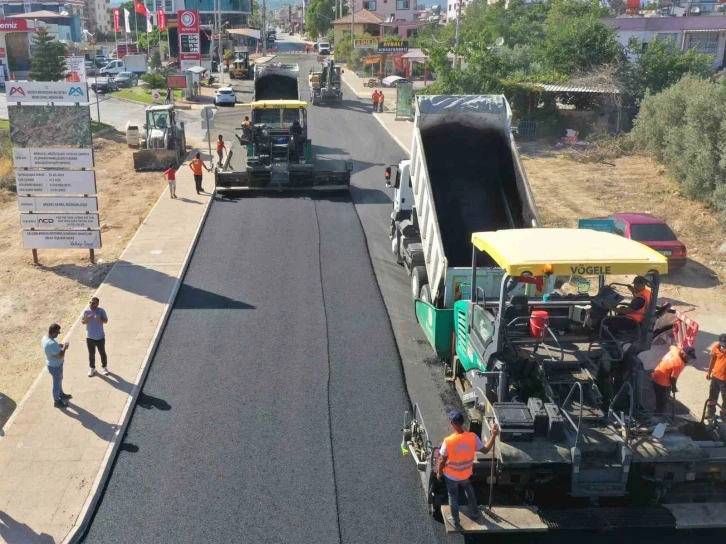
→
(520, 144, 725, 309)
(0, 131, 165, 425)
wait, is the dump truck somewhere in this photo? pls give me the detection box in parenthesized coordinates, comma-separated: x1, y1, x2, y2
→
(386, 95, 542, 356)
(309, 58, 342, 105)
(215, 100, 352, 191)
(133, 104, 187, 171)
(401, 227, 726, 535)
(253, 63, 299, 101)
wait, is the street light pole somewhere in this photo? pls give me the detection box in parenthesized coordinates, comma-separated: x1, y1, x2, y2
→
(453, 0, 461, 69)
(262, 0, 267, 55)
(351, 0, 355, 44)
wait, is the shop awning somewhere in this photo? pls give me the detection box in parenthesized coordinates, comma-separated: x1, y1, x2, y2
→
(227, 28, 261, 39)
(402, 48, 428, 61)
(362, 55, 380, 65)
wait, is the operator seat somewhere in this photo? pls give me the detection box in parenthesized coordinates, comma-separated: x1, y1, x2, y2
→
(503, 295, 530, 328)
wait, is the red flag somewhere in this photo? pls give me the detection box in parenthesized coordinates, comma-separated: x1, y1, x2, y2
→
(157, 8, 166, 32)
(113, 7, 120, 33)
(135, 0, 149, 16)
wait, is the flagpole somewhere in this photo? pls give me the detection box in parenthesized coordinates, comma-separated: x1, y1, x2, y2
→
(145, 0, 150, 58)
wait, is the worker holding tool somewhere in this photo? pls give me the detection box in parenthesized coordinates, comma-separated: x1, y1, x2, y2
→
(651, 345, 697, 414)
(189, 152, 211, 194)
(436, 410, 499, 531)
(706, 334, 726, 418)
(371, 90, 379, 114)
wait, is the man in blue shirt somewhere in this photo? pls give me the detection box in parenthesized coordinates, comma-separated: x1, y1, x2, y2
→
(82, 297, 109, 377)
(41, 323, 72, 407)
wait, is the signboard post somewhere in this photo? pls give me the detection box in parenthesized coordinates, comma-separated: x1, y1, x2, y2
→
(202, 107, 216, 160)
(178, 10, 201, 72)
(396, 82, 414, 121)
(578, 219, 614, 233)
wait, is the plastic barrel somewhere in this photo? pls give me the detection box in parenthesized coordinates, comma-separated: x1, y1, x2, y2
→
(530, 310, 549, 340)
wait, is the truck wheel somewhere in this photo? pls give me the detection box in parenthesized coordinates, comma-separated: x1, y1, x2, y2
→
(419, 284, 432, 305)
(411, 266, 428, 299)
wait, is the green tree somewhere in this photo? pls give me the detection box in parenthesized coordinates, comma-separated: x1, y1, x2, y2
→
(29, 29, 67, 82)
(150, 49, 162, 70)
(622, 38, 713, 100)
(540, 0, 621, 75)
(138, 28, 166, 49)
(306, 0, 336, 39)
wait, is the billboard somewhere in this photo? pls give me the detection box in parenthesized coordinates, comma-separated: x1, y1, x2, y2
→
(65, 56, 87, 83)
(354, 38, 377, 49)
(178, 10, 201, 72)
(18, 196, 99, 213)
(167, 75, 187, 89)
(8, 106, 92, 148)
(22, 229, 101, 250)
(6, 82, 89, 104)
(15, 170, 97, 195)
(20, 213, 100, 229)
(13, 148, 94, 168)
(377, 40, 409, 54)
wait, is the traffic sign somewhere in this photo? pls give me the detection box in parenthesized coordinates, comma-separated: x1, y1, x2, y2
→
(202, 120, 215, 130)
(201, 106, 216, 121)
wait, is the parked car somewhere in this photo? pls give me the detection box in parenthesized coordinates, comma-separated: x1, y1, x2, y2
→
(597, 213, 687, 269)
(214, 86, 237, 106)
(113, 72, 139, 88)
(382, 75, 408, 87)
(90, 77, 119, 93)
(85, 61, 99, 77)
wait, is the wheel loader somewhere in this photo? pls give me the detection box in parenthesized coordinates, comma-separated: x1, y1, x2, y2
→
(132, 104, 187, 171)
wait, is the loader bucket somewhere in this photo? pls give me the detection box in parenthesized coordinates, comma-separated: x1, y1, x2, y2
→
(133, 149, 180, 171)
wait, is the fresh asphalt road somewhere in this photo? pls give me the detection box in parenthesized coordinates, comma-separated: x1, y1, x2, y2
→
(82, 49, 454, 543)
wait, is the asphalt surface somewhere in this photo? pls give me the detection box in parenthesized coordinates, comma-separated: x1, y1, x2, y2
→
(83, 41, 452, 544)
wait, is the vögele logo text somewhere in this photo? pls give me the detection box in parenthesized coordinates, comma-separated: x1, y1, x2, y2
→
(569, 265, 612, 275)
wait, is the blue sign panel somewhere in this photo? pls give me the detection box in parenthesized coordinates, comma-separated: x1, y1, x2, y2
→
(578, 219, 614, 233)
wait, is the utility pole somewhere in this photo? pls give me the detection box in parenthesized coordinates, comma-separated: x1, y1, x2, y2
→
(217, 0, 224, 83)
(262, 0, 267, 54)
(453, 0, 461, 69)
(351, 0, 355, 44)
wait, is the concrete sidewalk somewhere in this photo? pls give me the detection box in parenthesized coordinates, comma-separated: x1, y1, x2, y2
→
(0, 156, 212, 543)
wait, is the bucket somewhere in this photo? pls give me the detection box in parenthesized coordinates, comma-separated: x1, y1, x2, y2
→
(530, 310, 549, 340)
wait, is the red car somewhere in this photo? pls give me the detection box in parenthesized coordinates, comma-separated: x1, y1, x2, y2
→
(603, 213, 687, 270)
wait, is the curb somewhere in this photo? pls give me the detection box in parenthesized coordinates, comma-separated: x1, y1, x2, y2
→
(62, 150, 214, 544)
(341, 77, 406, 151)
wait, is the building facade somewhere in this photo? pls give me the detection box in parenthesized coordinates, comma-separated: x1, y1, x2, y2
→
(86, 0, 111, 33)
(604, 15, 726, 68)
(357, 0, 414, 23)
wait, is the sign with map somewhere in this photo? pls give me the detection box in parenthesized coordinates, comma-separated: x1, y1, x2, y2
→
(8, 105, 92, 147)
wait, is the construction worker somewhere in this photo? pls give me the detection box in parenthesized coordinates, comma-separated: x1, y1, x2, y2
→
(189, 152, 211, 194)
(371, 90, 379, 114)
(378, 91, 385, 112)
(651, 345, 697, 414)
(216, 134, 227, 168)
(707, 334, 726, 418)
(605, 275, 651, 323)
(436, 410, 499, 531)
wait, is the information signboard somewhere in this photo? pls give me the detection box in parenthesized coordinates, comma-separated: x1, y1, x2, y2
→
(396, 82, 414, 120)
(377, 40, 409, 54)
(167, 75, 187, 89)
(15, 170, 96, 195)
(578, 219, 614, 233)
(6, 82, 89, 103)
(354, 38, 377, 49)
(178, 10, 201, 72)
(13, 148, 94, 168)
(20, 213, 100, 229)
(18, 196, 99, 213)
(65, 56, 87, 83)
(22, 229, 101, 249)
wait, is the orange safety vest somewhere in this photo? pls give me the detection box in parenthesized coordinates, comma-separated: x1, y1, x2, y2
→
(379, 93, 385, 103)
(371, 92, 379, 103)
(442, 432, 478, 480)
(652, 345, 686, 387)
(191, 159, 204, 176)
(628, 287, 651, 323)
(216, 140, 224, 152)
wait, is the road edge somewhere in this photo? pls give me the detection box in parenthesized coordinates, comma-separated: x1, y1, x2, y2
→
(63, 150, 214, 544)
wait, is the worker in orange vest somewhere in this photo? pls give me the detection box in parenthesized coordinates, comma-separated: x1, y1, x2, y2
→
(651, 345, 697, 414)
(378, 91, 385, 112)
(371, 90, 379, 114)
(436, 410, 499, 530)
(605, 275, 651, 323)
(707, 334, 726, 418)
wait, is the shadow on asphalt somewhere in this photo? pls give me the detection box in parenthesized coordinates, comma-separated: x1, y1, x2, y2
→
(0, 511, 54, 544)
(136, 392, 172, 411)
(350, 185, 392, 205)
(119, 442, 140, 454)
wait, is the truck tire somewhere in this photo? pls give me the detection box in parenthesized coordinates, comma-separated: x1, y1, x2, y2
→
(419, 284, 432, 305)
(411, 266, 428, 300)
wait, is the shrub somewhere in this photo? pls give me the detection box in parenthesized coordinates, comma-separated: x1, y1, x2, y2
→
(632, 76, 726, 222)
(141, 73, 168, 90)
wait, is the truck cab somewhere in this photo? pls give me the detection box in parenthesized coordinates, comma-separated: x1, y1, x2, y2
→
(318, 42, 331, 55)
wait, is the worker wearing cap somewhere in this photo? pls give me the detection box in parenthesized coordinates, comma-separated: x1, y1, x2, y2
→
(436, 410, 499, 530)
(651, 345, 697, 414)
(707, 334, 726, 418)
(606, 275, 651, 323)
